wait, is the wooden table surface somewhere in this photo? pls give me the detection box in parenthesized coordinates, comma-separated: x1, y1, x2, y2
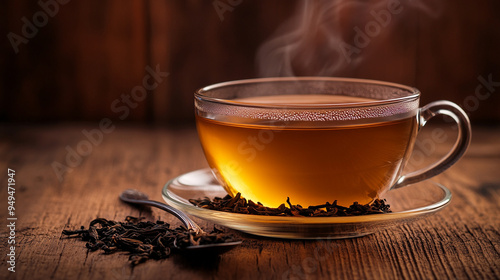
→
(0, 123, 499, 280)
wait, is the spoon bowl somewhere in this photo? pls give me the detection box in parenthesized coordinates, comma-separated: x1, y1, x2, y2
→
(119, 189, 242, 252)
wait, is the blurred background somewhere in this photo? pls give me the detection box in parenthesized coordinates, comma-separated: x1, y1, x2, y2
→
(1, 0, 499, 125)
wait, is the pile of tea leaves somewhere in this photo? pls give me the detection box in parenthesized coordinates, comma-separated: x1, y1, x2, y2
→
(189, 193, 392, 217)
(61, 216, 238, 266)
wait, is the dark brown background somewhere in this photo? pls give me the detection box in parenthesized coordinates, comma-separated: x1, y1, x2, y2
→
(1, 0, 499, 124)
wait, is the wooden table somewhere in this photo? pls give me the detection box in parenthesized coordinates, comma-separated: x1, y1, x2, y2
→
(1, 123, 499, 280)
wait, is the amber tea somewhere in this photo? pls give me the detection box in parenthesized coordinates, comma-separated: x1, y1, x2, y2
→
(197, 95, 418, 207)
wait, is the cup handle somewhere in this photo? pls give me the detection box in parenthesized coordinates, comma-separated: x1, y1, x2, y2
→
(392, 100, 472, 189)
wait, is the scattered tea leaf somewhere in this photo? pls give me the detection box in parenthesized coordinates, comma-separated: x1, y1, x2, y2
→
(61, 216, 239, 266)
(189, 193, 391, 216)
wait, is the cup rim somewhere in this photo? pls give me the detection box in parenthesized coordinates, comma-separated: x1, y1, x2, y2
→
(195, 77, 420, 109)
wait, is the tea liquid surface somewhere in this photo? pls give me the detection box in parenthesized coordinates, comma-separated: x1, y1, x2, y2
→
(196, 95, 417, 207)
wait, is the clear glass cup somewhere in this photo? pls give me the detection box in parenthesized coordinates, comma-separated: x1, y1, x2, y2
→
(195, 77, 471, 208)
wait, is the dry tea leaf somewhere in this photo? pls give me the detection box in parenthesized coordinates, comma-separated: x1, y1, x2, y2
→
(61, 216, 239, 266)
(189, 193, 392, 217)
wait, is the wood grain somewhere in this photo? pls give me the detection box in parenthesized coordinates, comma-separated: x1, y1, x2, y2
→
(0, 123, 498, 280)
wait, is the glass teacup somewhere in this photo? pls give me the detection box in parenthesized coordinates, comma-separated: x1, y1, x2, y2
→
(195, 77, 471, 207)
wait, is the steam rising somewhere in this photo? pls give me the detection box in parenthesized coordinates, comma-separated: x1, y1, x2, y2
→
(256, 0, 443, 77)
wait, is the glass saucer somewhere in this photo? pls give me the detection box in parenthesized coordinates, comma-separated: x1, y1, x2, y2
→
(162, 169, 451, 239)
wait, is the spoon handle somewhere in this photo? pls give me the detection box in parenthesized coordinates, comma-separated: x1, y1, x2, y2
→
(132, 199, 202, 233)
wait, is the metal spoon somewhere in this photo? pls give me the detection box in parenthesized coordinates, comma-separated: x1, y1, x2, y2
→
(119, 189, 241, 253)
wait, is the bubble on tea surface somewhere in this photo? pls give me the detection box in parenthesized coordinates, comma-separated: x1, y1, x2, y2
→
(197, 94, 418, 125)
